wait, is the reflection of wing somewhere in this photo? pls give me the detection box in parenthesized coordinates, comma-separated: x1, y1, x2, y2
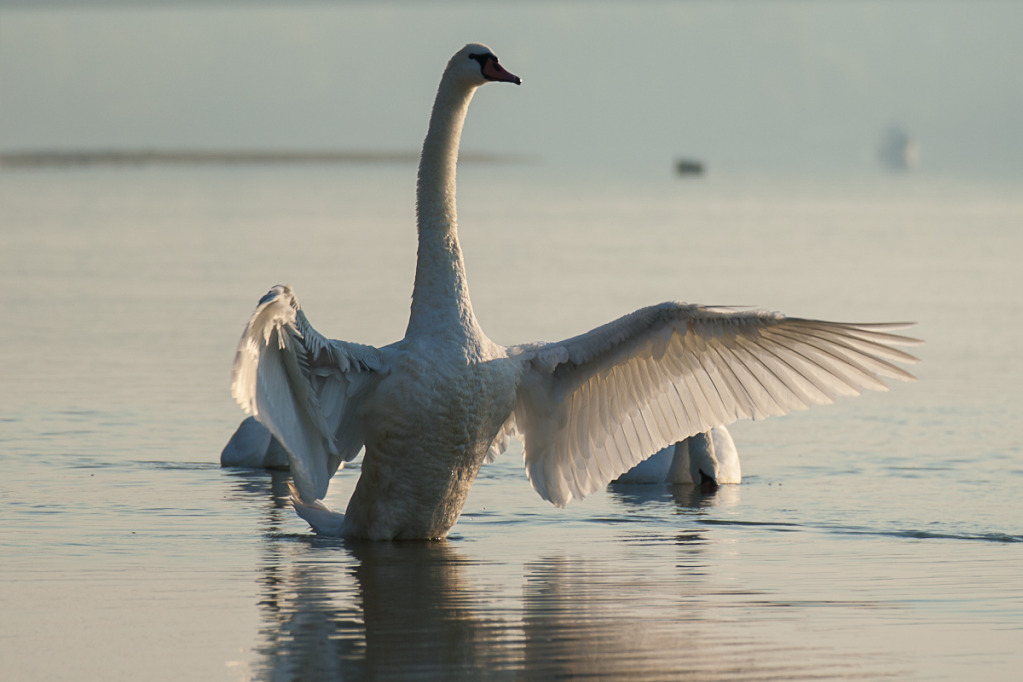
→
(231, 285, 385, 501)
(510, 302, 919, 506)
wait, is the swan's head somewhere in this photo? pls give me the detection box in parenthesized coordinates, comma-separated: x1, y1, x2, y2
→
(449, 43, 521, 88)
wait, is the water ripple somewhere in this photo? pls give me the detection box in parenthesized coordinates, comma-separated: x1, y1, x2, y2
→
(698, 518, 1022, 544)
(833, 526, 1023, 544)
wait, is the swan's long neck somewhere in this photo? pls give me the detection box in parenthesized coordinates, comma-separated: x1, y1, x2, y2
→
(406, 73, 483, 342)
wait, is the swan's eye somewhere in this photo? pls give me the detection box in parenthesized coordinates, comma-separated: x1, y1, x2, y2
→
(468, 52, 495, 65)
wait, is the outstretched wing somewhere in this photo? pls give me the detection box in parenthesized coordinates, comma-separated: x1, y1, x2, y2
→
(231, 285, 385, 501)
(509, 302, 920, 506)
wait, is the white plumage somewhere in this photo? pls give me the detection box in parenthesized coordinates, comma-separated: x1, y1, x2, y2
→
(230, 44, 919, 540)
(220, 416, 289, 470)
(615, 427, 740, 487)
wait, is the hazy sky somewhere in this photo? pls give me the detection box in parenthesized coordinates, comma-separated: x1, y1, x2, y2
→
(1, 1, 1020, 176)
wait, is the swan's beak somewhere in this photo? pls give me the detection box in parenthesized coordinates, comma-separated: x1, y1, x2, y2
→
(483, 60, 522, 85)
(698, 470, 720, 493)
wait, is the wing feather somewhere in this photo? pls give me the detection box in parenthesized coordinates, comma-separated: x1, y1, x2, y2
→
(230, 285, 384, 501)
(510, 302, 919, 506)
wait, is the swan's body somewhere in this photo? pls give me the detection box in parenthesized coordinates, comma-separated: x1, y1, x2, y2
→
(614, 426, 740, 488)
(221, 416, 289, 469)
(231, 44, 919, 540)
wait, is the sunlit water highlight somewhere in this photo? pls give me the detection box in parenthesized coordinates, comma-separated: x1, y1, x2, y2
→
(1, 164, 1021, 680)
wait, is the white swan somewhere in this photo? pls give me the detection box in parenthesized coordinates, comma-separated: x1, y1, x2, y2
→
(221, 416, 289, 469)
(231, 43, 919, 540)
(614, 427, 740, 489)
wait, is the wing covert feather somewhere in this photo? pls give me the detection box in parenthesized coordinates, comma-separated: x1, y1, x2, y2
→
(231, 285, 383, 501)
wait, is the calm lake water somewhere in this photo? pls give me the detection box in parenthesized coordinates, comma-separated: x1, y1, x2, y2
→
(1, 163, 1021, 680)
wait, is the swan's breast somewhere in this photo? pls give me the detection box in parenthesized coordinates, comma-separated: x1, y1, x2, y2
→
(344, 340, 519, 539)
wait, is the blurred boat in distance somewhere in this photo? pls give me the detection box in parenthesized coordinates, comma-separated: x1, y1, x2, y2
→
(878, 125, 919, 171)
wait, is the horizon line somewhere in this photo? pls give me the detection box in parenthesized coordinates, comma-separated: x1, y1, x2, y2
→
(0, 148, 535, 169)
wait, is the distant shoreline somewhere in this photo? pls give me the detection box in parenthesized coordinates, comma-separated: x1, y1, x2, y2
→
(0, 149, 530, 169)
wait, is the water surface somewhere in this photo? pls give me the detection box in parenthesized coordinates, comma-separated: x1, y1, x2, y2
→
(1, 164, 1021, 680)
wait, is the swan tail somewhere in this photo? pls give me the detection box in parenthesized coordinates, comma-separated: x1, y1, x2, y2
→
(289, 481, 346, 537)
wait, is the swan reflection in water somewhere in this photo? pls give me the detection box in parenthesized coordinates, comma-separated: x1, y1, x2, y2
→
(227, 473, 805, 680)
(248, 526, 515, 678)
(246, 539, 737, 678)
(608, 471, 743, 511)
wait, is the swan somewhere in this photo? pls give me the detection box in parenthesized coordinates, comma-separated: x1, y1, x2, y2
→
(614, 427, 740, 489)
(231, 43, 919, 540)
(221, 416, 290, 469)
